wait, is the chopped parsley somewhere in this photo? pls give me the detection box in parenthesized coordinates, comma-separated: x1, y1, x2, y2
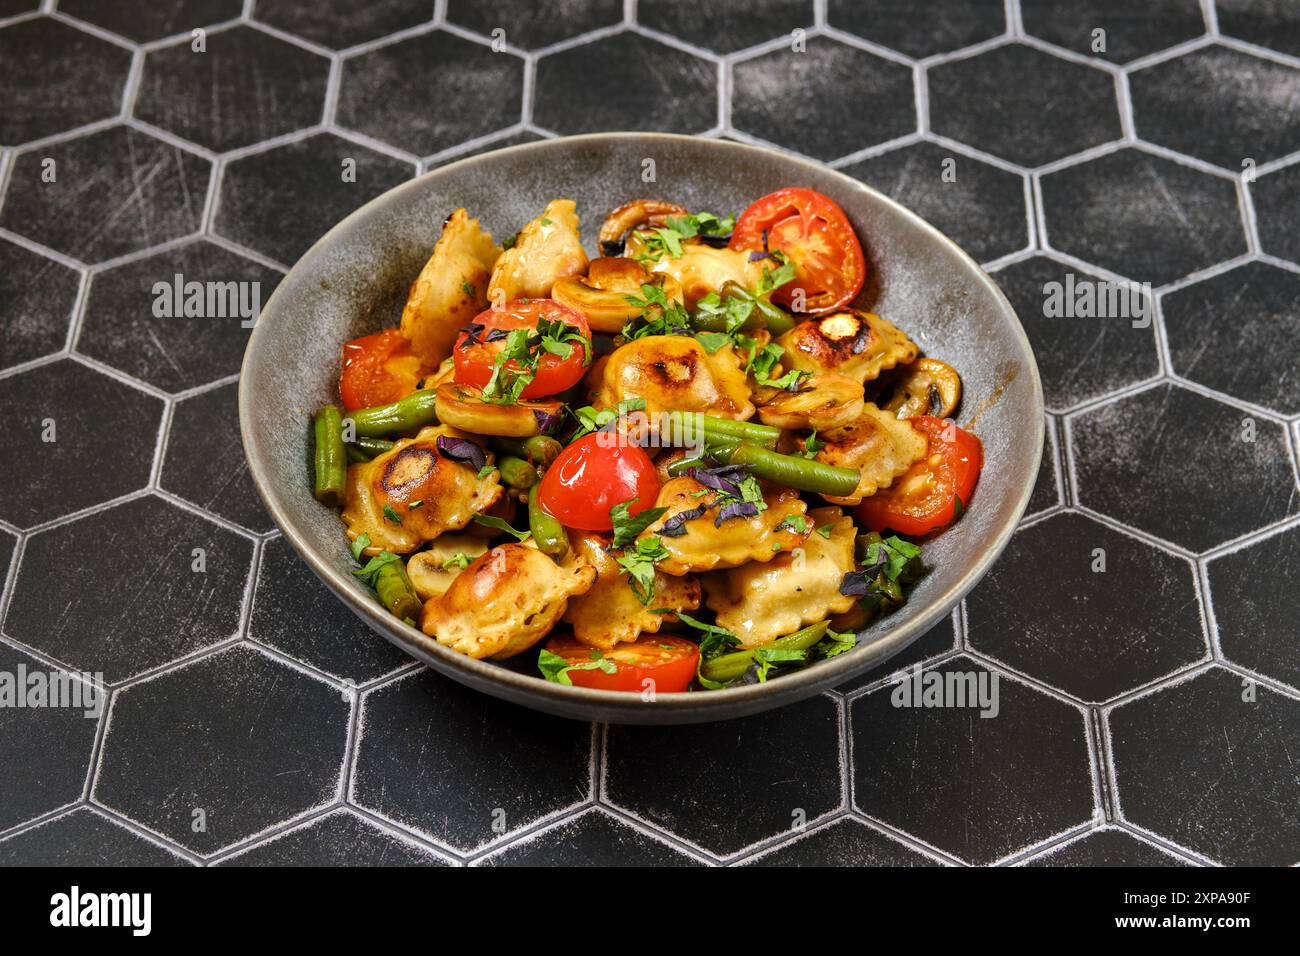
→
(815, 523, 835, 539)
(609, 498, 669, 549)
(813, 628, 858, 660)
(352, 550, 401, 587)
(473, 315, 592, 404)
(631, 211, 734, 263)
(615, 535, 671, 604)
(538, 648, 616, 686)
(568, 397, 647, 441)
(752, 646, 808, 682)
(440, 552, 472, 571)
(471, 514, 532, 541)
(800, 429, 826, 459)
(350, 533, 371, 561)
(382, 504, 402, 525)
(621, 284, 691, 339)
(776, 514, 809, 535)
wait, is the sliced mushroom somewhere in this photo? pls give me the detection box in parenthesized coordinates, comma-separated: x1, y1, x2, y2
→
(755, 374, 865, 430)
(883, 357, 962, 419)
(434, 381, 561, 437)
(551, 257, 684, 333)
(598, 199, 687, 256)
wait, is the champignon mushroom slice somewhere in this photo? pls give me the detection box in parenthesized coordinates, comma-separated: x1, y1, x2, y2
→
(756, 374, 865, 431)
(551, 257, 684, 334)
(883, 357, 962, 419)
(598, 198, 688, 255)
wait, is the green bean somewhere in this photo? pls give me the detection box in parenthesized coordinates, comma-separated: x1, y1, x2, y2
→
(348, 389, 438, 437)
(344, 436, 395, 463)
(690, 282, 795, 337)
(492, 434, 562, 466)
(374, 558, 423, 623)
(729, 283, 796, 337)
(528, 483, 569, 560)
(312, 405, 347, 506)
(658, 411, 780, 450)
(706, 440, 860, 497)
(498, 455, 538, 489)
(345, 444, 369, 464)
(699, 621, 829, 684)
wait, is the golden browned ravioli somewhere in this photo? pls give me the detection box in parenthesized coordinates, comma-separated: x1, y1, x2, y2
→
(487, 199, 588, 301)
(592, 335, 755, 421)
(755, 373, 865, 430)
(777, 310, 918, 384)
(805, 404, 928, 506)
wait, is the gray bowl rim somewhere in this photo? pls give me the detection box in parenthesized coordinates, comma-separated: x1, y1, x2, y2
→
(239, 131, 1043, 724)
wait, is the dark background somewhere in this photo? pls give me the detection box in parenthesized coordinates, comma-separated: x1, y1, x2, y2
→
(0, 1, 1296, 866)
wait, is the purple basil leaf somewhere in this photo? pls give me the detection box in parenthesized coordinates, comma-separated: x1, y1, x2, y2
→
(714, 500, 759, 526)
(747, 249, 770, 262)
(485, 328, 510, 342)
(436, 435, 487, 474)
(660, 502, 713, 537)
(533, 409, 561, 433)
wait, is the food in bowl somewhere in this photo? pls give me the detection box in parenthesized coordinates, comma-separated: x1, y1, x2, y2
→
(308, 188, 983, 694)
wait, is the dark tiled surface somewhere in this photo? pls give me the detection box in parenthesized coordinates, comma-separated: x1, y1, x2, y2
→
(732, 39, 914, 159)
(928, 43, 1121, 167)
(1108, 667, 1300, 866)
(93, 644, 350, 855)
(78, 240, 279, 393)
(966, 512, 1205, 702)
(1070, 384, 1298, 552)
(1040, 148, 1247, 284)
(852, 656, 1095, 864)
(213, 132, 414, 265)
(1021, 0, 1206, 63)
(135, 26, 330, 153)
(1131, 45, 1300, 169)
(842, 142, 1028, 264)
(0, 17, 132, 146)
(1, 126, 211, 264)
(5, 495, 253, 681)
(2, 3, 1297, 868)
(536, 32, 717, 135)
(827, 0, 1005, 59)
(0, 360, 163, 528)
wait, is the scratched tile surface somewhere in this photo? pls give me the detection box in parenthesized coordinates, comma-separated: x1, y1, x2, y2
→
(0, 1, 1296, 867)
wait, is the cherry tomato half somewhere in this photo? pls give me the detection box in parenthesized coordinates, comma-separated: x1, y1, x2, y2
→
(546, 634, 700, 693)
(536, 433, 660, 532)
(855, 415, 983, 537)
(339, 329, 422, 411)
(730, 187, 867, 315)
(453, 298, 590, 399)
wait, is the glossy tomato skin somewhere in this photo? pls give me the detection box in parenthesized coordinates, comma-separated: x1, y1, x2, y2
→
(453, 298, 589, 399)
(855, 416, 983, 536)
(339, 329, 421, 411)
(730, 187, 866, 315)
(537, 433, 660, 532)
(546, 635, 699, 693)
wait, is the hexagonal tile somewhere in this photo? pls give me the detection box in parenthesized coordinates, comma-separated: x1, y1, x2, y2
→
(0, 359, 163, 528)
(0, 808, 188, 866)
(351, 668, 591, 852)
(78, 240, 279, 393)
(535, 32, 716, 136)
(1025, 827, 1189, 866)
(605, 694, 841, 855)
(0, 237, 79, 369)
(481, 809, 699, 866)
(639, 0, 813, 54)
(5, 495, 253, 681)
(1163, 262, 1300, 415)
(1022, 0, 1205, 63)
(425, 129, 544, 169)
(1207, 524, 1300, 692)
(0, 17, 131, 146)
(1108, 667, 1300, 865)
(135, 25, 329, 153)
(841, 142, 1028, 264)
(852, 656, 1094, 864)
(253, 0, 432, 50)
(1027, 415, 1064, 518)
(1217, 0, 1300, 60)
(446, 0, 623, 50)
(248, 536, 410, 683)
(0, 0, 37, 16)
(1252, 160, 1300, 266)
(58, 0, 243, 43)
(94, 645, 349, 855)
(928, 43, 1120, 167)
(835, 610, 958, 694)
(217, 809, 447, 866)
(1039, 148, 1247, 285)
(966, 513, 1205, 702)
(0, 528, 14, 585)
(990, 255, 1159, 409)
(212, 132, 413, 266)
(1131, 45, 1300, 170)
(339, 31, 523, 156)
(746, 817, 937, 866)
(0, 126, 211, 264)
(1070, 384, 1298, 552)
(0, 643, 101, 831)
(826, 0, 1005, 59)
(732, 39, 913, 160)
(160, 381, 275, 533)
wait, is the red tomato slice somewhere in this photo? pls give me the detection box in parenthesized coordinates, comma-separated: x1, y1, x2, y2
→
(453, 298, 590, 399)
(855, 416, 983, 536)
(546, 635, 699, 693)
(537, 433, 661, 532)
(339, 329, 422, 411)
(730, 187, 867, 315)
